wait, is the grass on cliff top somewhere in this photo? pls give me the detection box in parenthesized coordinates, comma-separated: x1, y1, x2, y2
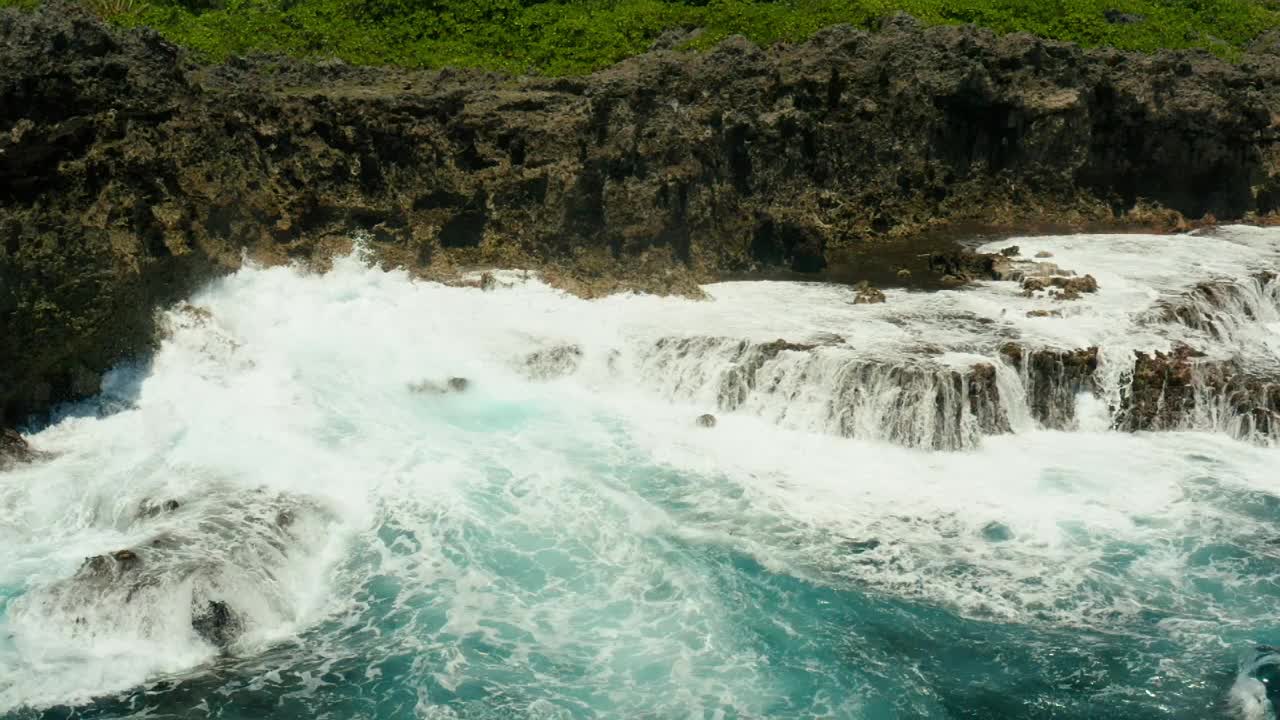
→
(5, 0, 1278, 74)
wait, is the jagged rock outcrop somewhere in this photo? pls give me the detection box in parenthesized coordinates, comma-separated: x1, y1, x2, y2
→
(26, 490, 326, 655)
(0, 428, 40, 469)
(1000, 345, 1100, 429)
(1117, 346, 1280, 441)
(5, 4, 1280, 423)
(522, 344, 584, 380)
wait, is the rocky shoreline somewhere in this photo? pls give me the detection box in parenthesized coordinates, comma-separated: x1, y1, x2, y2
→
(5, 3, 1280, 426)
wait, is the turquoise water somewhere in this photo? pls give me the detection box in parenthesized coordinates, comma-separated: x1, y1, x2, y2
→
(2, 247, 1280, 719)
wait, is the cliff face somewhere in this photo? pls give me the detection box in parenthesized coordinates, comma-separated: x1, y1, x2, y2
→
(4, 4, 1280, 425)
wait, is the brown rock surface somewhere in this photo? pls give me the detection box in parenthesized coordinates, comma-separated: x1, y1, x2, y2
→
(5, 4, 1280, 423)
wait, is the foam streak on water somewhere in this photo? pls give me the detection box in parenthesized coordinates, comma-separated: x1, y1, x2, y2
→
(1, 228, 1280, 718)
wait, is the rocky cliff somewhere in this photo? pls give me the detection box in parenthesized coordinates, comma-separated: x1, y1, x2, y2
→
(4, 3, 1280, 425)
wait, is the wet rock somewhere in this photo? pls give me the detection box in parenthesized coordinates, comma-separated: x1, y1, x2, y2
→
(80, 549, 142, 578)
(928, 250, 999, 286)
(523, 345, 583, 380)
(853, 282, 886, 305)
(1059, 275, 1099, 294)
(1118, 346, 1280, 442)
(1034, 251, 1054, 259)
(999, 246, 1020, 258)
(31, 490, 328, 657)
(845, 538, 882, 554)
(981, 521, 1013, 542)
(0, 429, 37, 469)
(1022, 274, 1099, 297)
(966, 363, 1010, 438)
(1000, 344, 1100, 429)
(139, 499, 181, 518)
(1147, 272, 1279, 340)
(191, 599, 243, 650)
(448, 377, 470, 392)
(1026, 309, 1062, 318)
(808, 332, 846, 346)
(1115, 344, 1202, 431)
(896, 269, 912, 280)
(696, 413, 717, 428)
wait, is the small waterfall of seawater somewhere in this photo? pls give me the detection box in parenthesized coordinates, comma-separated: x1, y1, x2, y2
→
(627, 262, 1280, 450)
(3, 228, 1280, 718)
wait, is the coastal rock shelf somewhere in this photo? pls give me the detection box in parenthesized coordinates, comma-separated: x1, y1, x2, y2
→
(7, 3, 1280, 426)
(612, 229, 1280, 449)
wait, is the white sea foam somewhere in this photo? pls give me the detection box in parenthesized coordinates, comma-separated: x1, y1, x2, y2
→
(1, 229, 1278, 715)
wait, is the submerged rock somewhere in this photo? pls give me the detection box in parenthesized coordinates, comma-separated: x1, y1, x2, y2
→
(409, 377, 471, 394)
(139, 499, 181, 518)
(191, 599, 244, 650)
(844, 538, 882, 554)
(981, 521, 1014, 542)
(39, 490, 328, 658)
(853, 282, 887, 305)
(523, 345, 584, 380)
(79, 549, 142, 578)
(696, 414, 717, 428)
(1147, 272, 1280, 341)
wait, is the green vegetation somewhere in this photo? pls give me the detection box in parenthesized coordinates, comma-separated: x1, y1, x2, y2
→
(5, 0, 1278, 73)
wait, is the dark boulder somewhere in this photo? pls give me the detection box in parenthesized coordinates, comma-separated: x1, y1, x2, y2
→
(981, 521, 1013, 542)
(853, 282, 887, 305)
(523, 345, 583, 380)
(696, 413, 718, 428)
(0, 429, 37, 469)
(191, 599, 243, 650)
(139, 498, 181, 518)
(79, 549, 142, 578)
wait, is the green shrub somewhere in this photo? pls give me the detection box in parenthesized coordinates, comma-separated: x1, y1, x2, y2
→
(3, 0, 1277, 73)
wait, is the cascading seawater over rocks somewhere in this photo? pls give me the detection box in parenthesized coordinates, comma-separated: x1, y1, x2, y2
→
(3, 227, 1280, 719)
